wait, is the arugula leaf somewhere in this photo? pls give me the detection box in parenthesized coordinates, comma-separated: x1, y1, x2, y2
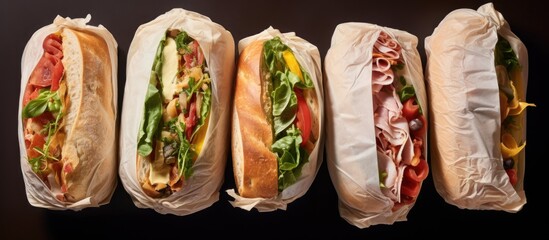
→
(174, 121, 195, 179)
(175, 31, 193, 53)
(137, 83, 163, 157)
(199, 83, 211, 126)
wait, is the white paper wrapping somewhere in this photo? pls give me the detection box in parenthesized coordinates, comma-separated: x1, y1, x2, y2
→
(119, 8, 235, 215)
(17, 15, 118, 210)
(324, 23, 427, 228)
(425, 3, 527, 212)
(226, 27, 324, 212)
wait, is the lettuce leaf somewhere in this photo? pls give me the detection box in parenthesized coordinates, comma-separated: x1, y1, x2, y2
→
(137, 83, 163, 157)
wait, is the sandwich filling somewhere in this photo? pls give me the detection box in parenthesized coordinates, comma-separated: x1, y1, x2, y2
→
(371, 31, 428, 209)
(495, 35, 535, 187)
(261, 37, 317, 191)
(137, 29, 211, 197)
(22, 32, 68, 200)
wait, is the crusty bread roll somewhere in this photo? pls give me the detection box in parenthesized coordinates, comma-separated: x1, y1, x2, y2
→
(232, 40, 278, 198)
(60, 28, 116, 202)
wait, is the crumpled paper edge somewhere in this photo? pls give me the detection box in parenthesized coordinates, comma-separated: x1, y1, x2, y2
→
(18, 14, 118, 210)
(324, 22, 428, 228)
(118, 8, 235, 216)
(226, 26, 325, 212)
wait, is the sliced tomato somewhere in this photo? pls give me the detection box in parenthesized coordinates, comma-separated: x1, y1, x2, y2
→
(506, 169, 518, 186)
(400, 178, 421, 198)
(23, 85, 42, 106)
(294, 89, 311, 146)
(402, 98, 419, 121)
(185, 101, 197, 140)
(404, 158, 429, 182)
(43, 34, 63, 59)
(27, 134, 46, 158)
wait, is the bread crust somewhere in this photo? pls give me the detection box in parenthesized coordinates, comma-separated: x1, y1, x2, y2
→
(232, 40, 278, 198)
(60, 28, 116, 202)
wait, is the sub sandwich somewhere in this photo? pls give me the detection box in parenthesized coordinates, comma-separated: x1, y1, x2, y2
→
(425, 3, 534, 211)
(324, 23, 428, 227)
(229, 28, 323, 211)
(119, 8, 234, 215)
(18, 15, 117, 208)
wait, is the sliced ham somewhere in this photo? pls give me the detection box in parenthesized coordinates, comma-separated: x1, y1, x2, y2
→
(372, 31, 426, 206)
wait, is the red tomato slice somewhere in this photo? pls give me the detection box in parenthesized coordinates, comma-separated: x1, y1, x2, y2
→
(23, 85, 42, 106)
(196, 43, 204, 67)
(400, 178, 421, 198)
(402, 98, 419, 122)
(27, 134, 46, 158)
(404, 158, 429, 182)
(506, 169, 518, 186)
(295, 89, 311, 146)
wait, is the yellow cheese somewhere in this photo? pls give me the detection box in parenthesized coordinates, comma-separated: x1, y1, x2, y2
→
(161, 37, 179, 102)
(192, 114, 209, 157)
(283, 50, 303, 81)
(149, 141, 171, 185)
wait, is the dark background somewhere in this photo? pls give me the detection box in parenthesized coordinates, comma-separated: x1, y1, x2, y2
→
(1, 0, 546, 238)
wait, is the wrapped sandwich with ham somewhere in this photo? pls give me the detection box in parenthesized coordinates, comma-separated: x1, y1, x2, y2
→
(425, 3, 534, 212)
(119, 8, 235, 215)
(18, 15, 118, 210)
(324, 23, 428, 227)
(227, 27, 324, 211)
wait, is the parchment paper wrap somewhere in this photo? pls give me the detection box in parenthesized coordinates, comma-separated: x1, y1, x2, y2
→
(226, 27, 324, 212)
(324, 22, 427, 227)
(425, 3, 528, 212)
(18, 15, 118, 210)
(119, 8, 235, 215)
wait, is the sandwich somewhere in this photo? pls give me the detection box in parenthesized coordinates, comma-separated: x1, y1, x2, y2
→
(229, 27, 323, 211)
(18, 15, 117, 209)
(119, 8, 234, 215)
(425, 3, 534, 211)
(324, 23, 428, 227)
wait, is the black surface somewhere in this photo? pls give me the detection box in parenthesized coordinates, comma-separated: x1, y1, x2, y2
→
(1, 0, 546, 239)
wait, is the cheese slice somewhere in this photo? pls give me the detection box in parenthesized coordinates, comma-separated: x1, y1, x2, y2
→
(192, 114, 209, 157)
(149, 141, 171, 185)
(161, 37, 179, 102)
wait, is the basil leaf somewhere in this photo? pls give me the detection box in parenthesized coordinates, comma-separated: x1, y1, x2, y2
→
(137, 83, 163, 157)
(22, 90, 54, 118)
